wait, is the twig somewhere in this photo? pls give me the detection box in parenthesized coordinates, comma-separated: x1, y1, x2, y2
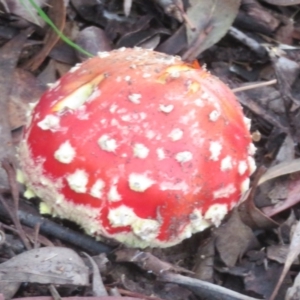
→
(1, 161, 32, 250)
(33, 222, 41, 249)
(229, 26, 267, 58)
(1, 161, 20, 210)
(0, 194, 31, 250)
(49, 285, 62, 300)
(0, 196, 113, 254)
(160, 272, 261, 300)
(232, 79, 277, 93)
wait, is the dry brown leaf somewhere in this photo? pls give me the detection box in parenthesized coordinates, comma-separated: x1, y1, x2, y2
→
(267, 245, 289, 264)
(0, 247, 89, 285)
(115, 248, 192, 276)
(193, 238, 215, 281)
(215, 209, 259, 267)
(0, 28, 32, 189)
(75, 26, 112, 61)
(156, 25, 186, 55)
(9, 68, 46, 130)
(23, 0, 66, 71)
(182, 0, 240, 61)
(261, 174, 300, 217)
(139, 34, 161, 49)
(5, 0, 47, 25)
(238, 189, 278, 229)
(244, 262, 287, 299)
(258, 159, 300, 186)
(270, 221, 300, 300)
(0, 281, 20, 300)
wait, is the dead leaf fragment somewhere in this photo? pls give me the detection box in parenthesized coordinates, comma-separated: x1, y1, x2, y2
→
(183, 0, 241, 61)
(267, 244, 289, 264)
(270, 221, 300, 300)
(258, 158, 300, 185)
(23, 0, 66, 71)
(215, 210, 259, 267)
(0, 247, 89, 286)
(115, 248, 192, 276)
(193, 238, 215, 281)
(286, 272, 300, 300)
(259, 174, 300, 218)
(0, 28, 32, 189)
(261, 0, 300, 5)
(83, 252, 108, 296)
(0, 281, 20, 300)
(75, 26, 112, 61)
(9, 68, 46, 130)
(5, 0, 47, 26)
(244, 262, 288, 299)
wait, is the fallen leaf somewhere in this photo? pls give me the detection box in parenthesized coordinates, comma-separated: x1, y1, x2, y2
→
(215, 210, 259, 267)
(261, 0, 300, 5)
(9, 68, 46, 130)
(70, 0, 107, 26)
(83, 253, 108, 296)
(182, 0, 240, 61)
(160, 272, 261, 300)
(286, 272, 300, 300)
(0, 29, 31, 189)
(139, 34, 161, 49)
(267, 244, 289, 264)
(37, 59, 57, 85)
(23, 0, 66, 71)
(270, 221, 300, 300)
(155, 25, 187, 55)
(0, 247, 89, 285)
(258, 159, 300, 185)
(238, 188, 278, 229)
(5, 0, 47, 26)
(115, 248, 192, 276)
(258, 173, 300, 217)
(244, 261, 288, 299)
(0, 281, 20, 300)
(75, 26, 112, 61)
(117, 26, 168, 49)
(193, 238, 215, 281)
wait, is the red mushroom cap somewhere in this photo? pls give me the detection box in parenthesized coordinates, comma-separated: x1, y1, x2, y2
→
(18, 48, 256, 248)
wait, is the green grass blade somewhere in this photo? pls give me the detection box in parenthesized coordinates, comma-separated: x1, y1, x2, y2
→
(27, 0, 94, 58)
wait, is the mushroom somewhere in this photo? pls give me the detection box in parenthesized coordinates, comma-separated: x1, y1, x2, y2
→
(18, 48, 256, 248)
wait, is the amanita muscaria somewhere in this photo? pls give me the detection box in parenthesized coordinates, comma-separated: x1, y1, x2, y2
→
(18, 48, 256, 248)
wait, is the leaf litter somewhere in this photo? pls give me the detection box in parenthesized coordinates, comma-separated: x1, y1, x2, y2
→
(3, 0, 300, 299)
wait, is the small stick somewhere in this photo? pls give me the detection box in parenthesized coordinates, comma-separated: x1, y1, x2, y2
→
(232, 79, 277, 93)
